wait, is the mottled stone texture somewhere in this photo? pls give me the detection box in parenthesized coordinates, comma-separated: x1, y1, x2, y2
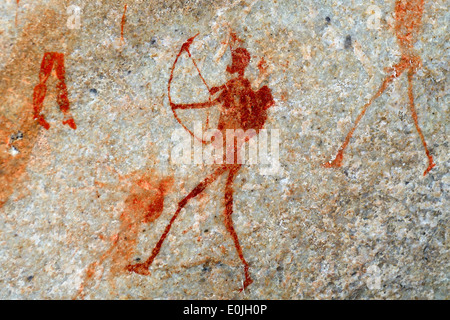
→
(0, 0, 448, 299)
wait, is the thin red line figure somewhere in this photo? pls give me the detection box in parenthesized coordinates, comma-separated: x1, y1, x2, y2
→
(323, 0, 435, 176)
(15, 0, 20, 26)
(126, 33, 274, 291)
(32, 52, 77, 130)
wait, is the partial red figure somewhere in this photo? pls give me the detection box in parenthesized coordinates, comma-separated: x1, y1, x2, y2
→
(120, 4, 127, 45)
(15, 0, 20, 26)
(75, 173, 173, 299)
(126, 33, 275, 291)
(323, 0, 435, 176)
(32, 52, 77, 130)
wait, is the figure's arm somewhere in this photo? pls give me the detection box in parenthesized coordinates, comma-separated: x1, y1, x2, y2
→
(253, 59, 273, 89)
(171, 85, 226, 110)
(171, 101, 215, 110)
(209, 85, 225, 95)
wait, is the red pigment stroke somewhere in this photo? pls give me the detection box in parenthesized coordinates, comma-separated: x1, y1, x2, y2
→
(127, 34, 275, 292)
(120, 4, 127, 44)
(168, 33, 212, 145)
(32, 52, 77, 130)
(323, 0, 435, 176)
(257, 57, 267, 73)
(15, 0, 19, 26)
(75, 175, 174, 299)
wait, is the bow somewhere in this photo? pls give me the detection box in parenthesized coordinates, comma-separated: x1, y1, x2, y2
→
(168, 33, 212, 144)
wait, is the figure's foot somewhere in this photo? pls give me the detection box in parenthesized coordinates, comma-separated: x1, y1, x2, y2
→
(239, 277, 253, 293)
(423, 161, 436, 176)
(239, 265, 253, 293)
(62, 115, 77, 130)
(126, 263, 151, 276)
(34, 114, 50, 130)
(322, 150, 344, 168)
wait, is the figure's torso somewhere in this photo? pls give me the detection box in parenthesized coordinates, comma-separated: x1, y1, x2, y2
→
(217, 77, 258, 132)
(394, 0, 424, 53)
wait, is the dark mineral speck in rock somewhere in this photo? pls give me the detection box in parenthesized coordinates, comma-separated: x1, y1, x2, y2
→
(89, 88, 98, 95)
(345, 35, 352, 49)
(10, 131, 23, 141)
(202, 265, 211, 272)
(27, 276, 34, 281)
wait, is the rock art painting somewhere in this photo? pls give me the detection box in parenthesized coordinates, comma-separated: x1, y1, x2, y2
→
(126, 32, 274, 292)
(323, 0, 436, 176)
(0, 0, 446, 301)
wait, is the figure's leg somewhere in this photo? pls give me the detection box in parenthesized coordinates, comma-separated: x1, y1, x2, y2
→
(323, 60, 408, 168)
(222, 164, 252, 291)
(54, 53, 76, 130)
(126, 165, 228, 275)
(33, 53, 55, 130)
(407, 69, 435, 176)
(32, 82, 50, 129)
(39, 52, 55, 83)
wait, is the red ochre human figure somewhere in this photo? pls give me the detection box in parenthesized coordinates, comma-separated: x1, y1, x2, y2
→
(0, 51, 76, 209)
(323, 0, 435, 176)
(32, 52, 77, 130)
(126, 34, 274, 291)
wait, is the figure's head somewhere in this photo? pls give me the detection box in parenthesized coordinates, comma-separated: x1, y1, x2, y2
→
(226, 47, 250, 75)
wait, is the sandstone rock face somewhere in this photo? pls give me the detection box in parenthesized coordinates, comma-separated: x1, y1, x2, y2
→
(0, 0, 448, 299)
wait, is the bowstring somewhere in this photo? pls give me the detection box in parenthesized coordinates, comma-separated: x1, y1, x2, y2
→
(185, 47, 212, 131)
